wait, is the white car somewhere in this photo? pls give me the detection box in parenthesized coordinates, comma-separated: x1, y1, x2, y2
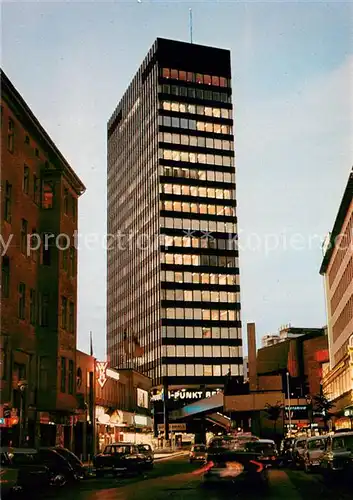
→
(303, 436, 328, 472)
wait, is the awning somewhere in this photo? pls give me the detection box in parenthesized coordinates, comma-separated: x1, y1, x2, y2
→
(206, 412, 231, 430)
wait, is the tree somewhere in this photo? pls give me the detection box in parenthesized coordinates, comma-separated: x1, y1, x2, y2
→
(265, 402, 283, 436)
(312, 393, 335, 431)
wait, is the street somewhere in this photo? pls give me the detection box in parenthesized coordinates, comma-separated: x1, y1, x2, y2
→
(42, 455, 352, 500)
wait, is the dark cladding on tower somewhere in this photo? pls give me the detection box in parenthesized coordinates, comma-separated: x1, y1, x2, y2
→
(107, 38, 242, 396)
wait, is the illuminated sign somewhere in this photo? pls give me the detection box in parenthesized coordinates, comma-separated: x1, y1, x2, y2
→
(96, 361, 108, 388)
(106, 368, 120, 381)
(151, 388, 221, 402)
(134, 415, 148, 426)
(137, 388, 149, 408)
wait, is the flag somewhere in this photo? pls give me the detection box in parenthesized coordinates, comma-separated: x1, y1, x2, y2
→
(90, 331, 93, 357)
(132, 334, 144, 358)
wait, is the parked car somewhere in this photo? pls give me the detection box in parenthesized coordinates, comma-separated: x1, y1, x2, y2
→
(137, 444, 154, 469)
(303, 436, 328, 473)
(93, 443, 147, 477)
(49, 447, 87, 479)
(37, 448, 78, 486)
(202, 436, 268, 491)
(189, 444, 207, 463)
(0, 447, 51, 498)
(321, 432, 353, 481)
(292, 437, 307, 468)
(244, 439, 278, 467)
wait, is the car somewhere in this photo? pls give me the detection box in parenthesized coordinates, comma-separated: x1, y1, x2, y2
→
(201, 436, 269, 491)
(244, 439, 278, 467)
(303, 436, 328, 473)
(37, 448, 78, 486)
(292, 437, 307, 468)
(320, 432, 353, 482)
(137, 444, 154, 469)
(49, 447, 87, 479)
(93, 443, 146, 477)
(0, 447, 51, 498)
(189, 444, 206, 463)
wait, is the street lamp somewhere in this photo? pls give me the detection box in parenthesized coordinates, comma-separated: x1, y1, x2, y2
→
(286, 372, 292, 436)
(306, 395, 313, 436)
(17, 380, 28, 446)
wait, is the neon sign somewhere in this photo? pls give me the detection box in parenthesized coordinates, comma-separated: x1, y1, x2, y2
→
(96, 361, 108, 388)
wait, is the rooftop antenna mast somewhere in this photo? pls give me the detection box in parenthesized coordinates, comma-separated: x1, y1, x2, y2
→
(189, 8, 193, 44)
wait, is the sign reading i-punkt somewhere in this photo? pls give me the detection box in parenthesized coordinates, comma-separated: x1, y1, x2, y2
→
(151, 388, 222, 402)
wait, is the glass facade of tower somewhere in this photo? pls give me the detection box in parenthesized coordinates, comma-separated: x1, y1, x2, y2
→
(107, 38, 243, 388)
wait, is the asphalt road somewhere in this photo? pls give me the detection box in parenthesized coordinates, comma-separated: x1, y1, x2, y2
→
(42, 456, 352, 500)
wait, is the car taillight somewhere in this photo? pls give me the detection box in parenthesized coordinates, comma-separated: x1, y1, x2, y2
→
(250, 460, 264, 473)
(205, 461, 214, 471)
(192, 461, 214, 476)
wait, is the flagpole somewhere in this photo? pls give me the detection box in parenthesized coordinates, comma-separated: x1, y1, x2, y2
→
(90, 331, 93, 357)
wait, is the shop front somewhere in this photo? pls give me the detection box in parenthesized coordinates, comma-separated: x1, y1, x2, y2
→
(96, 406, 153, 450)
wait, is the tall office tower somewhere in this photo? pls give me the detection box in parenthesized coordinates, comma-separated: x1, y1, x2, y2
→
(107, 38, 242, 391)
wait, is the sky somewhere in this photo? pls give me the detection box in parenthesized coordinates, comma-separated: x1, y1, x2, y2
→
(2, 1, 352, 360)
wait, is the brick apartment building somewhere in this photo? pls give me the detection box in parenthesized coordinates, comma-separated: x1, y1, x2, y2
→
(320, 168, 353, 427)
(0, 70, 85, 447)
